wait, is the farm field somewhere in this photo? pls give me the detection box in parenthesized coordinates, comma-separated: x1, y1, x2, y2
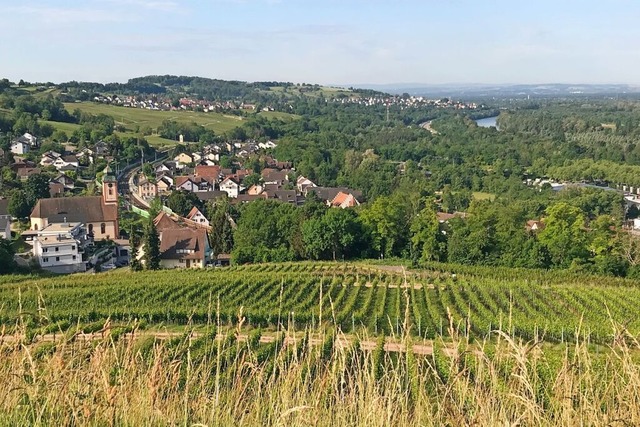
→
(3, 261, 639, 345)
(3, 261, 640, 425)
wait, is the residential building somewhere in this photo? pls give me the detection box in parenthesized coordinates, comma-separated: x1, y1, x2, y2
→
(159, 228, 211, 268)
(296, 176, 316, 192)
(10, 140, 29, 155)
(174, 153, 194, 165)
(0, 217, 10, 240)
(53, 155, 79, 171)
(175, 175, 213, 192)
(11, 133, 37, 155)
(0, 198, 10, 220)
(49, 182, 66, 198)
(51, 174, 75, 190)
(195, 165, 221, 183)
(220, 177, 242, 198)
(94, 140, 109, 157)
(330, 191, 360, 208)
(137, 176, 158, 199)
(156, 176, 172, 194)
(17, 167, 41, 181)
(305, 187, 363, 205)
(32, 222, 88, 274)
(186, 206, 209, 227)
(258, 140, 277, 150)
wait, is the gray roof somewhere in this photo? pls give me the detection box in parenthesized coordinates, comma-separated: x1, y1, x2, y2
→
(0, 199, 8, 216)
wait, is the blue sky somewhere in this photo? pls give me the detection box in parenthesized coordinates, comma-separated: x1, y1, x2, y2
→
(1, 0, 639, 85)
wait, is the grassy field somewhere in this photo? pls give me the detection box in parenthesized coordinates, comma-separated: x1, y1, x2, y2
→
(258, 110, 300, 121)
(63, 102, 244, 134)
(472, 191, 496, 201)
(2, 262, 640, 424)
(54, 102, 299, 148)
(41, 119, 82, 134)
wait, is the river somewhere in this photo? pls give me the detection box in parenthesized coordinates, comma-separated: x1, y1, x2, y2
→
(475, 116, 499, 128)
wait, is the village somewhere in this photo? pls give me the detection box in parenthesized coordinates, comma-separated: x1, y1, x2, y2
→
(91, 92, 480, 113)
(1, 130, 364, 273)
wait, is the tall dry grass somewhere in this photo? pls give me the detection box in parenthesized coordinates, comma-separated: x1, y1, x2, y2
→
(1, 315, 640, 427)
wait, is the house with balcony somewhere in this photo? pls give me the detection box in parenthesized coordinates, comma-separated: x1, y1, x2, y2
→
(32, 221, 90, 274)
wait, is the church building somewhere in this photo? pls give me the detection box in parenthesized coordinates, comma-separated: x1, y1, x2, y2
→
(30, 176, 119, 240)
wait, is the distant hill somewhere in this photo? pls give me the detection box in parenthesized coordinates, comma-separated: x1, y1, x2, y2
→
(51, 75, 387, 103)
(346, 83, 640, 99)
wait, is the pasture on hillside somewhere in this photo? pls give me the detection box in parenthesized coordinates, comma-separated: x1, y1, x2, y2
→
(63, 102, 244, 134)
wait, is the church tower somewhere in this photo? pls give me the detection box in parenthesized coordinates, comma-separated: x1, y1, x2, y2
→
(102, 173, 118, 205)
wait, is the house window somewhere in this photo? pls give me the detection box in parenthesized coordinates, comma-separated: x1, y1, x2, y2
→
(43, 257, 48, 263)
(100, 223, 106, 234)
(34, 224, 38, 230)
(72, 255, 76, 260)
(88, 224, 93, 234)
(43, 248, 48, 253)
(180, 259, 185, 263)
(56, 257, 60, 262)
(72, 245, 75, 250)
(55, 247, 59, 252)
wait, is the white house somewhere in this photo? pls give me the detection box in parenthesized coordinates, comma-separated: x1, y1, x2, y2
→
(32, 222, 89, 274)
(53, 155, 79, 171)
(40, 151, 62, 166)
(10, 140, 29, 155)
(258, 140, 277, 150)
(296, 176, 316, 192)
(186, 206, 209, 227)
(21, 133, 38, 147)
(220, 177, 242, 198)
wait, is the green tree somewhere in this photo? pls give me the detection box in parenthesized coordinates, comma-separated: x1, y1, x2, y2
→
(302, 208, 365, 260)
(129, 224, 142, 272)
(207, 197, 234, 256)
(0, 238, 16, 274)
(359, 195, 409, 258)
(243, 173, 262, 188)
(8, 190, 31, 219)
(410, 202, 443, 263)
(143, 217, 161, 270)
(166, 190, 201, 217)
(25, 174, 50, 207)
(538, 202, 588, 268)
(232, 200, 301, 263)
(51, 130, 68, 143)
(142, 162, 154, 178)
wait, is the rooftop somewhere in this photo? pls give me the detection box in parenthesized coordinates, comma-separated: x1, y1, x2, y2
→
(40, 222, 83, 233)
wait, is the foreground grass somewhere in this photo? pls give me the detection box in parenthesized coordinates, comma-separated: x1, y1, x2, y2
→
(1, 317, 640, 426)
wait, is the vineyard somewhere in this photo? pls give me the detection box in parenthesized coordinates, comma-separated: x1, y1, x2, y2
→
(2, 262, 640, 345)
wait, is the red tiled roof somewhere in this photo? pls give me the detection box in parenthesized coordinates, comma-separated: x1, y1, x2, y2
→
(195, 165, 221, 181)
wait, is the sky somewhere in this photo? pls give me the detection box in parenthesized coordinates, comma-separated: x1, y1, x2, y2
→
(1, 0, 640, 86)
